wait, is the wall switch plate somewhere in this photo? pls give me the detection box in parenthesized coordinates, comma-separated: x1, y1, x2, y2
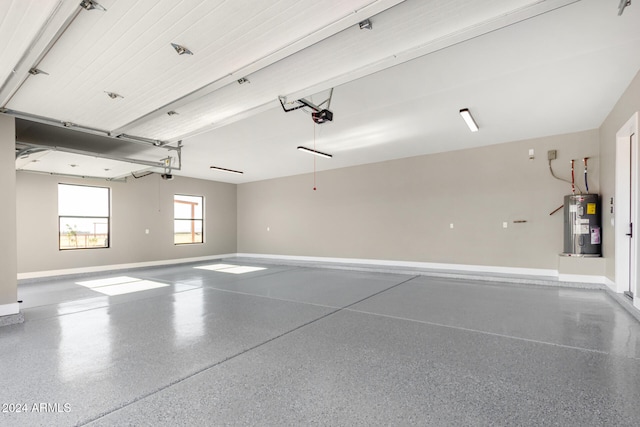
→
(503, 222, 508, 228)
(548, 149, 557, 160)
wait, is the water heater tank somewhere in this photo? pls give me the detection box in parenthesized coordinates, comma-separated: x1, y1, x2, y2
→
(563, 194, 601, 256)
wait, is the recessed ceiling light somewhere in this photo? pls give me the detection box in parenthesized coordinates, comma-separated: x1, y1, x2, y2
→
(210, 166, 243, 175)
(171, 43, 193, 56)
(80, 0, 106, 11)
(459, 108, 479, 132)
(105, 91, 123, 99)
(297, 146, 333, 159)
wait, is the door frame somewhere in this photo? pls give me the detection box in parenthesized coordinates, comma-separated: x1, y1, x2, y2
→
(615, 111, 639, 309)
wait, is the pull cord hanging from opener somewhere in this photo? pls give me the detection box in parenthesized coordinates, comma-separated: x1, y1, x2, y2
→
(314, 122, 316, 191)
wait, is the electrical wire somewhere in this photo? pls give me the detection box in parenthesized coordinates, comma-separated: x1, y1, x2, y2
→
(548, 159, 582, 193)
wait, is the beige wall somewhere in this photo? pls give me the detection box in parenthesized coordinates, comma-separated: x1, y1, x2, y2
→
(238, 130, 599, 270)
(13, 70, 640, 277)
(598, 69, 640, 282)
(16, 171, 237, 274)
(0, 115, 17, 310)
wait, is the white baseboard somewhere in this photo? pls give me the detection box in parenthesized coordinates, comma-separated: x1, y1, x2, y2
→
(557, 274, 608, 285)
(17, 253, 236, 280)
(236, 253, 560, 278)
(18, 252, 611, 285)
(0, 302, 19, 316)
(603, 277, 617, 291)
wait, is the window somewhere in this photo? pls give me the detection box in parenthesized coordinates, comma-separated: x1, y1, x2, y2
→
(174, 194, 203, 244)
(58, 184, 110, 250)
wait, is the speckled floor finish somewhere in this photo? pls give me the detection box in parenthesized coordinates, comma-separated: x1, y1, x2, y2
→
(2, 261, 640, 426)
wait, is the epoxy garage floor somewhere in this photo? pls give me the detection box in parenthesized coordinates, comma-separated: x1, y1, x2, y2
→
(3, 261, 640, 426)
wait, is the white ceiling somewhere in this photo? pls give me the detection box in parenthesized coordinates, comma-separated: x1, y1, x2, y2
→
(3, 0, 640, 183)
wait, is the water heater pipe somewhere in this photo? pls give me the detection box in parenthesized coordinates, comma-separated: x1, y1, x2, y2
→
(583, 157, 589, 193)
(571, 159, 575, 194)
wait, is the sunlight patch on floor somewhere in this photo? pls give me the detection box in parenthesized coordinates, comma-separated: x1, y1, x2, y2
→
(195, 264, 267, 274)
(76, 276, 169, 295)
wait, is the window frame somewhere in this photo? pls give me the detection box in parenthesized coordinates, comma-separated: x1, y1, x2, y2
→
(58, 183, 111, 251)
(173, 194, 204, 245)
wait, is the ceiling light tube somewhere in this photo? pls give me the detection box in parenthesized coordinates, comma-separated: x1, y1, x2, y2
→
(459, 108, 479, 132)
(297, 146, 332, 159)
(210, 166, 243, 175)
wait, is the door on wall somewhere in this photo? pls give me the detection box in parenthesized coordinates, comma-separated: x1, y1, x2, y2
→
(626, 133, 636, 300)
(615, 112, 639, 305)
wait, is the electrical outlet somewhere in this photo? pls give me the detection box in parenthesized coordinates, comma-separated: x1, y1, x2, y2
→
(548, 149, 557, 160)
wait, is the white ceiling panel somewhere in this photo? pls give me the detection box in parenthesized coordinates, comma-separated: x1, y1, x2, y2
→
(5, 0, 395, 131)
(0, 0, 60, 89)
(121, 0, 575, 141)
(4, 0, 640, 185)
(16, 150, 153, 180)
(173, 0, 640, 184)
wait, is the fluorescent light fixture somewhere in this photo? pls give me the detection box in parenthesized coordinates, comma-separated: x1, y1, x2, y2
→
(297, 146, 333, 159)
(459, 108, 479, 132)
(210, 166, 243, 175)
